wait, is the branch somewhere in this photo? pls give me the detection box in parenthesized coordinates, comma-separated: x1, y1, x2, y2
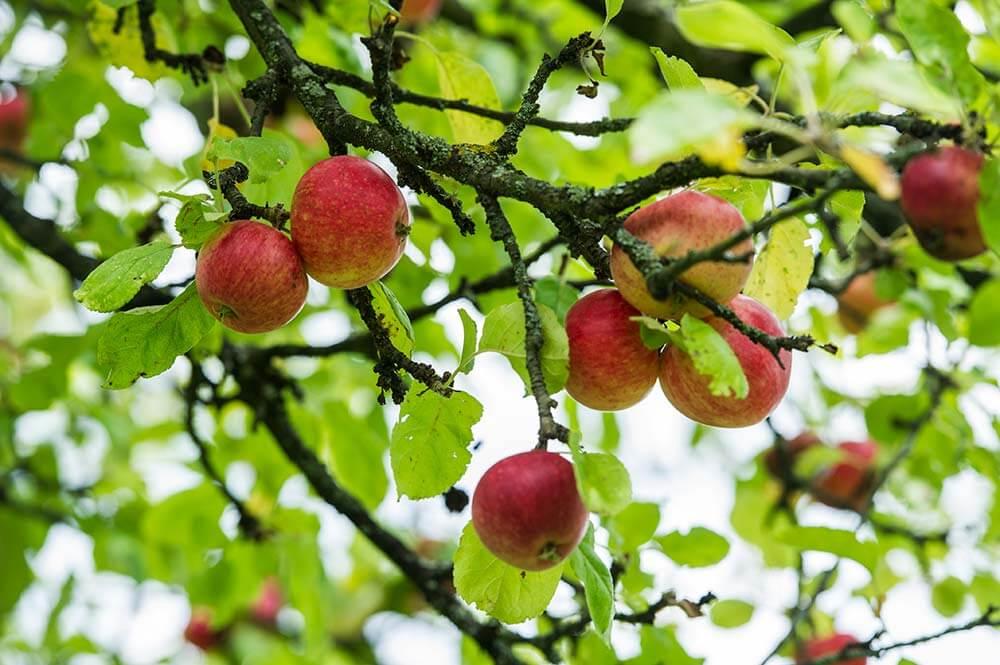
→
(758, 564, 839, 665)
(204, 163, 291, 227)
(136, 0, 219, 85)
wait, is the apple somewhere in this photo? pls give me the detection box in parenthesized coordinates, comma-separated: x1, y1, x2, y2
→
(471, 450, 589, 571)
(291, 155, 410, 289)
(796, 633, 866, 665)
(195, 220, 308, 333)
(610, 190, 753, 320)
(565, 288, 660, 411)
(250, 577, 282, 625)
(900, 146, 986, 261)
(0, 87, 29, 152)
(659, 295, 791, 428)
(812, 440, 877, 511)
(400, 0, 442, 25)
(184, 608, 221, 651)
(836, 272, 893, 334)
(764, 431, 820, 481)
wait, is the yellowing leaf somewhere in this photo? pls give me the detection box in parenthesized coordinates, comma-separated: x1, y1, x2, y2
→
(201, 119, 239, 172)
(696, 125, 746, 171)
(841, 145, 900, 200)
(743, 217, 814, 320)
(435, 52, 504, 145)
(701, 78, 760, 108)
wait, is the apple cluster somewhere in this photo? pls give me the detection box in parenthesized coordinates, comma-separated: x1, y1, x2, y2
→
(567, 190, 792, 428)
(195, 155, 410, 333)
(765, 431, 879, 512)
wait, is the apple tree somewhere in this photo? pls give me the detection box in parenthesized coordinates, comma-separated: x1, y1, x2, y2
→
(1, 0, 999, 663)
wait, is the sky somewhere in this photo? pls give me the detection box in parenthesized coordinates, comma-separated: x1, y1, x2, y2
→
(3, 2, 1000, 664)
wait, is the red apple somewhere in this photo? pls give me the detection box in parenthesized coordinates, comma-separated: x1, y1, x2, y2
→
(0, 87, 29, 151)
(565, 288, 659, 411)
(796, 633, 866, 665)
(184, 608, 221, 651)
(610, 190, 754, 320)
(195, 220, 308, 333)
(400, 0, 442, 25)
(659, 295, 791, 428)
(764, 431, 820, 480)
(812, 440, 878, 511)
(900, 146, 986, 261)
(836, 272, 893, 334)
(250, 577, 282, 625)
(471, 450, 589, 571)
(291, 155, 410, 288)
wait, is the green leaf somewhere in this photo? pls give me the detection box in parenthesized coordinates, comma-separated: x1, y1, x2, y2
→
(931, 576, 967, 617)
(633, 626, 703, 665)
(833, 56, 961, 117)
(569, 439, 632, 516)
(978, 158, 1000, 256)
(832, 0, 876, 42)
(657, 527, 730, 567)
(602, 0, 624, 31)
(710, 599, 755, 628)
(773, 524, 882, 573)
(673, 314, 749, 399)
(828, 190, 865, 248)
(0, 511, 46, 611)
(453, 523, 563, 623)
(627, 90, 754, 165)
(479, 302, 569, 394)
(970, 572, 1000, 613)
(162, 192, 225, 249)
(570, 526, 614, 639)
(74, 242, 174, 313)
(97, 283, 217, 389)
(435, 51, 504, 144)
(206, 136, 293, 184)
(968, 280, 1000, 346)
(534, 277, 579, 324)
(650, 49, 703, 90)
(390, 389, 482, 500)
(370, 281, 415, 357)
(743, 217, 814, 320)
(456, 308, 478, 375)
(865, 393, 930, 446)
(607, 502, 660, 553)
(676, 1, 794, 60)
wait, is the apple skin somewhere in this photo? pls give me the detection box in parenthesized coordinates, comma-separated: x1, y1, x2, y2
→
(195, 220, 308, 334)
(565, 289, 659, 411)
(471, 450, 589, 571)
(250, 577, 282, 625)
(291, 156, 410, 288)
(812, 440, 877, 511)
(836, 272, 893, 334)
(184, 608, 221, 651)
(659, 295, 791, 428)
(900, 146, 986, 261)
(764, 431, 820, 480)
(796, 633, 866, 665)
(0, 87, 29, 150)
(610, 190, 753, 320)
(400, 0, 442, 25)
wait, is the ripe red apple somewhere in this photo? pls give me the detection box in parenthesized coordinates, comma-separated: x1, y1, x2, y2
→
(764, 431, 820, 480)
(900, 146, 986, 261)
(250, 577, 282, 625)
(812, 440, 878, 511)
(195, 220, 308, 333)
(796, 633, 866, 665)
(291, 155, 410, 288)
(659, 295, 791, 428)
(836, 272, 893, 334)
(0, 87, 29, 150)
(610, 190, 754, 320)
(471, 450, 589, 571)
(565, 288, 659, 411)
(400, 0, 442, 25)
(184, 608, 221, 651)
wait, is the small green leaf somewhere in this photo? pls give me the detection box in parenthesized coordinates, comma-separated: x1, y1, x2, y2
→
(657, 527, 730, 567)
(773, 524, 882, 573)
(978, 158, 1000, 256)
(570, 526, 614, 639)
(602, 0, 624, 31)
(97, 283, 217, 389)
(743, 217, 814, 320)
(674, 315, 749, 399)
(650, 49, 703, 90)
(607, 502, 660, 553)
(636, 316, 672, 350)
(968, 280, 1000, 346)
(161, 192, 225, 249)
(370, 281, 415, 357)
(206, 136, 292, 184)
(390, 390, 482, 500)
(931, 576, 967, 617)
(676, 1, 794, 60)
(453, 523, 563, 623)
(479, 302, 569, 394)
(710, 599, 755, 628)
(534, 277, 579, 324)
(74, 242, 174, 313)
(569, 440, 632, 516)
(456, 308, 478, 375)
(435, 51, 504, 144)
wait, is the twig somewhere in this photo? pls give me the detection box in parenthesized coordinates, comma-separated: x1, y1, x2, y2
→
(136, 0, 218, 85)
(203, 163, 291, 227)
